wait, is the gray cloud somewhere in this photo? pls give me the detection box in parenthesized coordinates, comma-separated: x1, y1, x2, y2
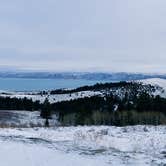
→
(0, 0, 166, 73)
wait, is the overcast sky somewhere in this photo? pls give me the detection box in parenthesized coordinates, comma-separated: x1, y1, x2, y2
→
(0, 0, 166, 73)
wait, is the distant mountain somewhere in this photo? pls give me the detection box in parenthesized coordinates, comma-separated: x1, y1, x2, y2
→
(0, 71, 166, 81)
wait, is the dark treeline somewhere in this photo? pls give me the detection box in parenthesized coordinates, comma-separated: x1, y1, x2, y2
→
(0, 93, 166, 126)
(0, 97, 41, 111)
(38, 82, 136, 95)
(50, 81, 145, 94)
(53, 93, 166, 126)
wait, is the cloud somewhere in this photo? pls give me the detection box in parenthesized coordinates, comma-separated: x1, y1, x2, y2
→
(0, 0, 166, 73)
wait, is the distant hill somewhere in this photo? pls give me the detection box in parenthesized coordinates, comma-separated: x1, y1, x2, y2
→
(0, 71, 166, 81)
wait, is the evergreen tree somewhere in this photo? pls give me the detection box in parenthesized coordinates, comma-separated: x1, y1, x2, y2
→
(40, 98, 52, 119)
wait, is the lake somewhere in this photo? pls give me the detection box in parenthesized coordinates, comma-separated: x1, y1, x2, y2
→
(0, 78, 109, 91)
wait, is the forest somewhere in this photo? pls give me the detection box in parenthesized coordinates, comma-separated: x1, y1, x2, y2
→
(0, 81, 165, 126)
(53, 93, 166, 126)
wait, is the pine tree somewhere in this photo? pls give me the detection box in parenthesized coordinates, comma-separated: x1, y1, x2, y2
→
(41, 98, 52, 119)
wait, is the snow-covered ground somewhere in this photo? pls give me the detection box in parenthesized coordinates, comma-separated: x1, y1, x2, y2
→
(0, 126, 165, 166)
(0, 91, 102, 103)
(140, 78, 166, 89)
(139, 78, 166, 97)
(0, 111, 58, 127)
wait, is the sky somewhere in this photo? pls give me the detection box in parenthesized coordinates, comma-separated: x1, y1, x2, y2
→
(0, 0, 166, 73)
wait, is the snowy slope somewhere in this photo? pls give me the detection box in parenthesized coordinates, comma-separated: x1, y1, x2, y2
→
(0, 140, 109, 166)
(140, 78, 166, 89)
(0, 91, 102, 104)
(139, 78, 166, 97)
(0, 111, 58, 127)
(1, 78, 166, 103)
(0, 126, 165, 166)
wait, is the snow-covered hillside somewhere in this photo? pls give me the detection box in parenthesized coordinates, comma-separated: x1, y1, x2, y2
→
(0, 126, 165, 166)
(0, 111, 57, 127)
(0, 91, 102, 104)
(0, 78, 166, 104)
(140, 78, 166, 88)
(139, 78, 166, 97)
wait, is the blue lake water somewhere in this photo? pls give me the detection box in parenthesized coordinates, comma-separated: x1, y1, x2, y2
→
(0, 78, 110, 91)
